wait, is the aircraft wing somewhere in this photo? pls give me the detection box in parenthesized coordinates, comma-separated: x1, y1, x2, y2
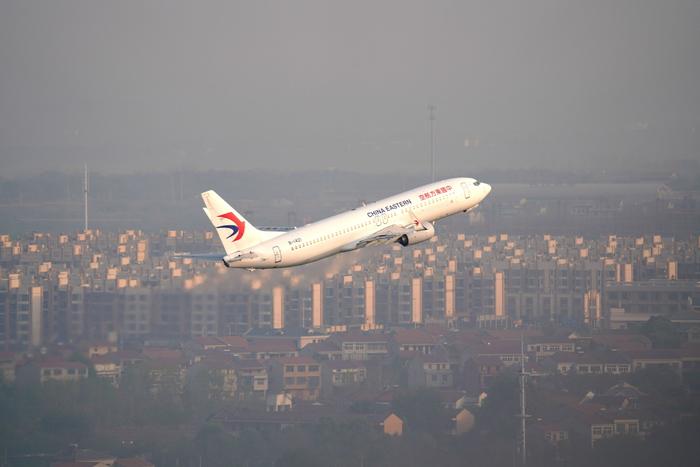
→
(342, 224, 412, 251)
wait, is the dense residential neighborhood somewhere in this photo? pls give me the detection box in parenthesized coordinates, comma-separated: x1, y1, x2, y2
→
(1, 230, 700, 466)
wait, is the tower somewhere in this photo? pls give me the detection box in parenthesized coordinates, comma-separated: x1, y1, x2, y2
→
(517, 334, 531, 465)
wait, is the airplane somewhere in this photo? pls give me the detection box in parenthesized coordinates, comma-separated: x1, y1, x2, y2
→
(176, 177, 491, 269)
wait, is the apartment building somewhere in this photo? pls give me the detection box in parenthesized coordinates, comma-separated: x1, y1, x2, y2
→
(2, 230, 700, 349)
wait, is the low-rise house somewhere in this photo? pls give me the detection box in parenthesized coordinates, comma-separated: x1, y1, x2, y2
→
(548, 396, 644, 448)
(51, 462, 112, 467)
(91, 353, 122, 386)
(590, 333, 652, 352)
(474, 341, 529, 366)
(462, 355, 504, 396)
(188, 354, 238, 399)
(323, 360, 367, 388)
(0, 351, 20, 383)
(19, 358, 88, 384)
(232, 359, 268, 399)
(526, 336, 575, 359)
(626, 350, 683, 373)
(450, 408, 475, 435)
(548, 351, 631, 375)
(141, 348, 187, 396)
(266, 392, 293, 412)
(330, 331, 390, 361)
(50, 448, 116, 466)
(680, 347, 700, 372)
(589, 415, 641, 447)
(243, 338, 298, 360)
(538, 423, 569, 446)
(115, 458, 155, 467)
(269, 356, 321, 401)
(392, 328, 440, 355)
(407, 352, 453, 388)
(381, 413, 403, 436)
(193, 336, 233, 351)
(594, 382, 647, 409)
(243, 327, 329, 351)
(81, 341, 119, 358)
(437, 390, 469, 410)
(217, 404, 402, 436)
(300, 339, 342, 361)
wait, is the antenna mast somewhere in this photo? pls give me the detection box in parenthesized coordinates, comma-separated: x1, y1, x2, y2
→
(517, 334, 530, 466)
(84, 164, 89, 231)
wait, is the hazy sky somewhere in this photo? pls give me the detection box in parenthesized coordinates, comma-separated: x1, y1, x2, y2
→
(1, 0, 698, 177)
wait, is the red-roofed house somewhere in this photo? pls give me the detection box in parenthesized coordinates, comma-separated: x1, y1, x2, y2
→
(243, 338, 298, 360)
(590, 334, 652, 352)
(194, 336, 230, 351)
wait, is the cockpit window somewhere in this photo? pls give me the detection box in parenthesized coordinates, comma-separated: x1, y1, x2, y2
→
(473, 180, 480, 186)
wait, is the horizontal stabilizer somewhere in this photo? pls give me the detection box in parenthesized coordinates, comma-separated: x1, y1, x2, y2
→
(172, 252, 224, 261)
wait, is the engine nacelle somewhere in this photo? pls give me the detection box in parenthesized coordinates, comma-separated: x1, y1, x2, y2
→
(397, 222, 435, 246)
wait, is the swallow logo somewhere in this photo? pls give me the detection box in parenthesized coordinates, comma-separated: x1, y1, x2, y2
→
(217, 212, 246, 242)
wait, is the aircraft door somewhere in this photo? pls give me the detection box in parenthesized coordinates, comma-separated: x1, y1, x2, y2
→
(460, 182, 471, 199)
(272, 246, 282, 263)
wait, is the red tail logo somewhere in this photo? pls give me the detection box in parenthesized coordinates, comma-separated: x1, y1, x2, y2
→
(217, 212, 246, 242)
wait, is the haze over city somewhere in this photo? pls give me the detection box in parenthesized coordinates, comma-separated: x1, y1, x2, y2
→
(1, 0, 699, 176)
(1, 2, 700, 467)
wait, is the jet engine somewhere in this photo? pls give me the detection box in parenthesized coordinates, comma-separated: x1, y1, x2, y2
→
(397, 222, 435, 246)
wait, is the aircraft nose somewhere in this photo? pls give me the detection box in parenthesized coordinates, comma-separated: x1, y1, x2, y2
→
(482, 183, 492, 198)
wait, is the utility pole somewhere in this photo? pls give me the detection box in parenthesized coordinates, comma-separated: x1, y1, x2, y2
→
(428, 104, 436, 182)
(83, 164, 89, 231)
(517, 334, 530, 466)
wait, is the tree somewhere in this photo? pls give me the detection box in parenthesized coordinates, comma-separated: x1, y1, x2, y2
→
(641, 316, 682, 348)
(392, 388, 450, 435)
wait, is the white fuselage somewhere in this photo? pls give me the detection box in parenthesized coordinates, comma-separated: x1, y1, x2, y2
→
(227, 177, 491, 269)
